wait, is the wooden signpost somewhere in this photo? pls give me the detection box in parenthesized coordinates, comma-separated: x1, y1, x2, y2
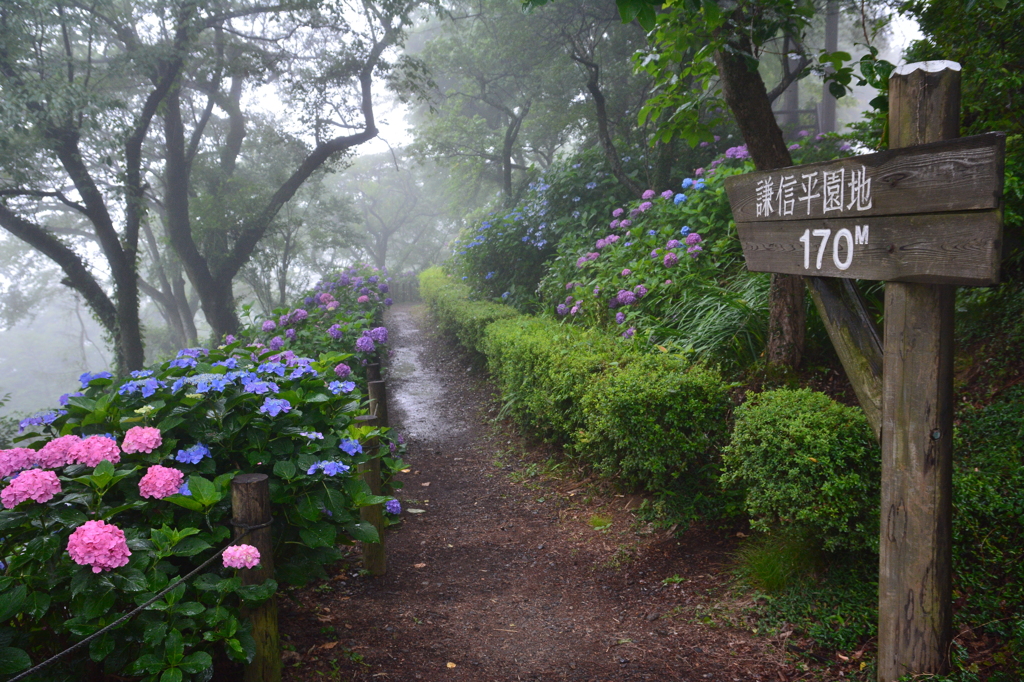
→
(725, 61, 1005, 681)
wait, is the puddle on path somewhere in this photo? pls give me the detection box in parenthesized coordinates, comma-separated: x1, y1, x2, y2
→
(385, 307, 465, 441)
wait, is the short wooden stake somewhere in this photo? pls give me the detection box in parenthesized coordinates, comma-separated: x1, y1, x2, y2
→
(366, 362, 382, 383)
(231, 473, 281, 682)
(878, 61, 960, 681)
(353, 414, 386, 576)
(367, 380, 389, 428)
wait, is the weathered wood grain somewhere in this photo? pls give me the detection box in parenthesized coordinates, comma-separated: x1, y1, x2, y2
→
(737, 210, 1001, 285)
(725, 132, 1004, 223)
(877, 60, 959, 682)
(231, 473, 282, 682)
(354, 414, 386, 576)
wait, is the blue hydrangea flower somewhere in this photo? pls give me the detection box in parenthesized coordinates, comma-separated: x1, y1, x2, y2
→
(681, 178, 694, 189)
(258, 362, 287, 377)
(290, 365, 318, 380)
(485, 272, 495, 280)
(179, 481, 191, 496)
(259, 398, 291, 417)
(647, 230, 656, 236)
(169, 357, 197, 369)
(243, 379, 279, 395)
(339, 439, 363, 456)
(501, 292, 510, 300)
(674, 193, 687, 204)
(213, 358, 238, 369)
(307, 460, 350, 476)
(300, 431, 324, 440)
(176, 443, 211, 464)
(79, 371, 112, 388)
(680, 226, 691, 235)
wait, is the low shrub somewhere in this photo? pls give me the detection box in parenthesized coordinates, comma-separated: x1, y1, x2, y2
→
(721, 388, 880, 552)
(418, 267, 518, 354)
(481, 317, 627, 440)
(577, 354, 729, 491)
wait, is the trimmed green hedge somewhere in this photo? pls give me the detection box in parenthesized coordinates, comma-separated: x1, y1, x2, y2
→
(419, 267, 518, 353)
(419, 267, 728, 495)
(578, 354, 730, 490)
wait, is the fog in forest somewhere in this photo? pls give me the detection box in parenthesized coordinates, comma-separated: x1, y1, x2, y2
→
(0, 0, 917, 420)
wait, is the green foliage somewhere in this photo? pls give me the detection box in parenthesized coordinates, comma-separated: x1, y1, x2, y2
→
(418, 268, 519, 354)
(734, 533, 822, 595)
(481, 316, 627, 440)
(578, 354, 729, 490)
(951, 386, 1024, 669)
(722, 389, 881, 552)
(902, 0, 1024, 272)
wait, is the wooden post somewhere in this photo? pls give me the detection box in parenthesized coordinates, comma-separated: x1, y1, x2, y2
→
(353, 414, 386, 576)
(367, 380, 389, 428)
(366, 362, 382, 382)
(231, 473, 281, 682)
(878, 61, 960, 681)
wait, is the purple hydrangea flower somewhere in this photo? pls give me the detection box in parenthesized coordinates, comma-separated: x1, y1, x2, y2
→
(616, 312, 626, 324)
(661, 189, 674, 200)
(638, 201, 653, 212)
(268, 336, 284, 351)
(612, 208, 624, 218)
(378, 283, 389, 293)
(664, 252, 679, 267)
(368, 327, 388, 343)
(262, 320, 277, 332)
(556, 304, 569, 316)
(688, 245, 704, 257)
(616, 289, 636, 306)
(634, 285, 648, 298)
(622, 327, 636, 338)
(621, 268, 631, 277)
(384, 298, 393, 306)
(355, 336, 376, 353)
(385, 499, 401, 515)
(286, 329, 296, 341)
(666, 239, 682, 249)
(685, 233, 702, 245)
(328, 324, 343, 340)
(334, 363, 351, 378)
(642, 189, 656, 200)
(292, 309, 308, 322)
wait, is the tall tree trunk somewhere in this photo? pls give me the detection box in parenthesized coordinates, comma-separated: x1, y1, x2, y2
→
(714, 41, 805, 368)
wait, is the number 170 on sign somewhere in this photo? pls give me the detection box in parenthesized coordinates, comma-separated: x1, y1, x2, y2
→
(799, 225, 870, 271)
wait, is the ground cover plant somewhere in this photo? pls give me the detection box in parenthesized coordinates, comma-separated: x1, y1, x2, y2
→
(0, 265, 407, 681)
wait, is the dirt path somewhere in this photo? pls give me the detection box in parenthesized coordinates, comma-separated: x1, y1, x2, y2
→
(280, 304, 799, 682)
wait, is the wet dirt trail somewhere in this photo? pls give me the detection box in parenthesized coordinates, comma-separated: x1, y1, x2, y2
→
(280, 303, 796, 682)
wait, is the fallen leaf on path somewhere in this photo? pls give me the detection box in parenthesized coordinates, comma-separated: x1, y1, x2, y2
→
(447, 662, 457, 669)
(401, 468, 411, 473)
(414, 563, 427, 568)
(421, 482, 431, 487)
(407, 508, 426, 514)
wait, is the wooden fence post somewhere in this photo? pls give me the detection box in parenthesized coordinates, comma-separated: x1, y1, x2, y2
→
(231, 473, 281, 682)
(366, 363, 382, 382)
(353, 414, 386, 576)
(368, 380, 389, 428)
(878, 61, 960, 681)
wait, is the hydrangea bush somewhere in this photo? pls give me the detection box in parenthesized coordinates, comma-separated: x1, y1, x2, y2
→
(0, 264, 407, 681)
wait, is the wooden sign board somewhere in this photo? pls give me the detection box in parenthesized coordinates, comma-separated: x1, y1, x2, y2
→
(724, 132, 1005, 285)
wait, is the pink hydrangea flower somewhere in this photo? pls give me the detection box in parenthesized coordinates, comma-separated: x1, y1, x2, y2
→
(69, 436, 122, 467)
(326, 301, 339, 311)
(694, 168, 704, 176)
(36, 434, 82, 469)
(122, 427, 162, 454)
(223, 544, 261, 569)
(0, 448, 39, 478)
(357, 295, 369, 303)
(621, 268, 631, 276)
(67, 520, 131, 573)
(138, 465, 184, 499)
(661, 190, 674, 200)
(642, 189, 656, 200)
(638, 201, 653, 212)
(1, 469, 61, 508)
(334, 363, 352, 378)
(609, 220, 620, 229)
